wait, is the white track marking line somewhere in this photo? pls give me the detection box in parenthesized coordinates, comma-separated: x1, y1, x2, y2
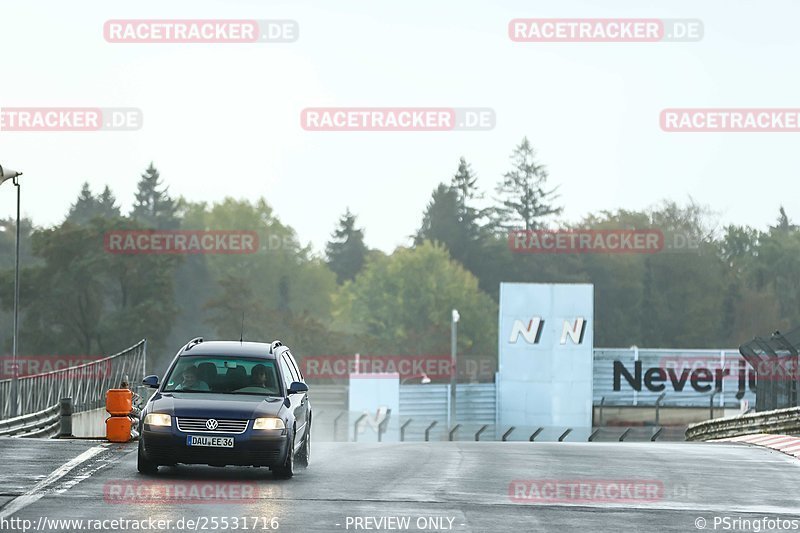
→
(0, 445, 107, 519)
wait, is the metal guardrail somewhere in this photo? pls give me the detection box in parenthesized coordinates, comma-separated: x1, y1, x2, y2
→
(0, 339, 146, 419)
(0, 404, 60, 437)
(686, 406, 800, 441)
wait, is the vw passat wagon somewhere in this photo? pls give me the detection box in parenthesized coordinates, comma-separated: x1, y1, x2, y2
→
(137, 338, 311, 478)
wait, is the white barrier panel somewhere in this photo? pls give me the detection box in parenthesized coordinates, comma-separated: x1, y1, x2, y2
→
(497, 283, 594, 428)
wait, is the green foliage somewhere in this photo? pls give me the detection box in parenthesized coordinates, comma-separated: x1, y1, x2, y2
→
(326, 209, 368, 284)
(336, 242, 497, 356)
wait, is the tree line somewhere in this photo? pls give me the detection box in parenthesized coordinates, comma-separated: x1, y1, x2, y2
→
(0, 140, 798, 374)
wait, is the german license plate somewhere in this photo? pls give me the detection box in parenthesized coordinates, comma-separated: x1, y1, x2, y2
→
(186, 435, 234, 448)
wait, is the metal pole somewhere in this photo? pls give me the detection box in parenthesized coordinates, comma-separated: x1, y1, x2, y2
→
(11, 178, 20, 417)
(449, 310, 458, 428)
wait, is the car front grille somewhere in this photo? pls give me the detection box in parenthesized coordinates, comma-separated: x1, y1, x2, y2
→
(176, 417, 249, 434)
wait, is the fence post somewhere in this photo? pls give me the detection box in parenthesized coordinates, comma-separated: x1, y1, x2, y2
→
(619, 428, 632, 442)
(558, 428, 572, 442)
(655, 392, 666, 426)
(449, 424, 461, 441)
(400, 419, 412, 442)
(474, 424, 488, 441)
(588, 428, 600, 442)
(377, 409, 391, 442)
(651, 427, 663, 441)
(599, 396, 605, 426)
(58, 397, 73, 438)
(333, 412, 345, 442)
(502, 426, 515, 441)
(424, 421, 438, 442)
(353, 413, 368, 442)
(529, 427, 544, 442)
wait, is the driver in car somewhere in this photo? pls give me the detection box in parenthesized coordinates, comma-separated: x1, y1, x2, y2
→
(175, 365, 210, 391)
(251, 364, 269, 388)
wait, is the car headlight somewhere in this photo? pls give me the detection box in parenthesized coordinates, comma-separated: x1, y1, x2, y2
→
(253, 417, 285, 430)
(144, 413, 171, 427)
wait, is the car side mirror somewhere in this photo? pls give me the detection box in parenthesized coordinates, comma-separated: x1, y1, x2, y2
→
(288, 381, 308, 394)
(142, 375, 160, 389)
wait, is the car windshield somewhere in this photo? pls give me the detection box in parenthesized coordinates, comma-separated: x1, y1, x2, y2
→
(162, 356, 281, 395)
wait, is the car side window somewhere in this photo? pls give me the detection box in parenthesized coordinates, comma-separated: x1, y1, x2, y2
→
(286, 351, 304, 382)
(282, 353, 300, 383)
(278, 356, 294, 390)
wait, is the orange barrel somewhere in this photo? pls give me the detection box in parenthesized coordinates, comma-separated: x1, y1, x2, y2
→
(106, 416, 134, 443)
(106, 389, 133, 416)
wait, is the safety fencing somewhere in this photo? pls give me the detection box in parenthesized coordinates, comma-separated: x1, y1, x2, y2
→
(310, 409, 688, 443)
(0, 339, 146, 420)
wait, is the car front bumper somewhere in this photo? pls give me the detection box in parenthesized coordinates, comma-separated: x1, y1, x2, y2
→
(141, 423, 289, 467)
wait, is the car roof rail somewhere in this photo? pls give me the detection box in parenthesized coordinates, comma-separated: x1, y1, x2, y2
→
(183, 337, 204, 351)
(270, 340, 283, 354)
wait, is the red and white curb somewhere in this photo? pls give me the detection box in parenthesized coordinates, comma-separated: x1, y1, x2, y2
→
(713, 433, 800, 459)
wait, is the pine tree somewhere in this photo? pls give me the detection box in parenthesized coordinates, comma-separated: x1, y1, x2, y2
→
(131, 163, 177, 229)
(494, 137, 562, 231)
(97, 186, 121, 219)
(66, 183, 100, 225)
(326, 209, 368, 284)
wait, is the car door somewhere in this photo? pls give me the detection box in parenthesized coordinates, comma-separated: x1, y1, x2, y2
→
(278, 353, 306, 447)
(285, 351, 309, 437)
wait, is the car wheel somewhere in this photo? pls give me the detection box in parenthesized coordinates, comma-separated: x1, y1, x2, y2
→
(137, 440, 158, 475)
(297, 430, 310, 468)
(273, 435, 295, 479)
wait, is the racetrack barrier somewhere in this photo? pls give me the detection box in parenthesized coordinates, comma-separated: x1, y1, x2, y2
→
(686, 406, 800, 441)
(0, 339, 146, 419)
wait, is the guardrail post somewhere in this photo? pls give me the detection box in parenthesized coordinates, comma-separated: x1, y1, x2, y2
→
(400, 419, 412, 442)
(58, 397, 73, 438)
(474, 424, 488, 441)
(333, 412, 345, 442)
(529, 427, 544, 442)
(353, 413, 368, 442)
(619, 427, 632, 442)
(502, 426, 515, 441)
(424, 421, 438, 442)
(655, 392, 666, 426)
(377, 409, 391, 442)
(448, 424, 461, 441)
(558, 428, 572, 442)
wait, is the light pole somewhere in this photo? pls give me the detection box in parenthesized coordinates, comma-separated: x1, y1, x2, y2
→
(0, 164, 23, 418)
(449, 309, 459, 429)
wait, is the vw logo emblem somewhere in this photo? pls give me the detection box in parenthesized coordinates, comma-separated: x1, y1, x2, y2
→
(205, 419, 219, 431)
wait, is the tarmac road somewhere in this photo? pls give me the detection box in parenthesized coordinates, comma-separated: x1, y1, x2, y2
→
(1, 438, 799, 533)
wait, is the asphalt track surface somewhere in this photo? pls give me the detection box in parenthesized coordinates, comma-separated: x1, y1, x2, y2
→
(1, 438, 799, 533)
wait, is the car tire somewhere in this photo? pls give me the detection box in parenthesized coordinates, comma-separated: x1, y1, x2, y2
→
(273, 435, 295, 479)
(297, 429, 310, 468)
(137, 440, 158, 475)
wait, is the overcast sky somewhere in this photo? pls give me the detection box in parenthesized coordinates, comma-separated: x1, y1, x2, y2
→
(1, 0, 798, 253)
